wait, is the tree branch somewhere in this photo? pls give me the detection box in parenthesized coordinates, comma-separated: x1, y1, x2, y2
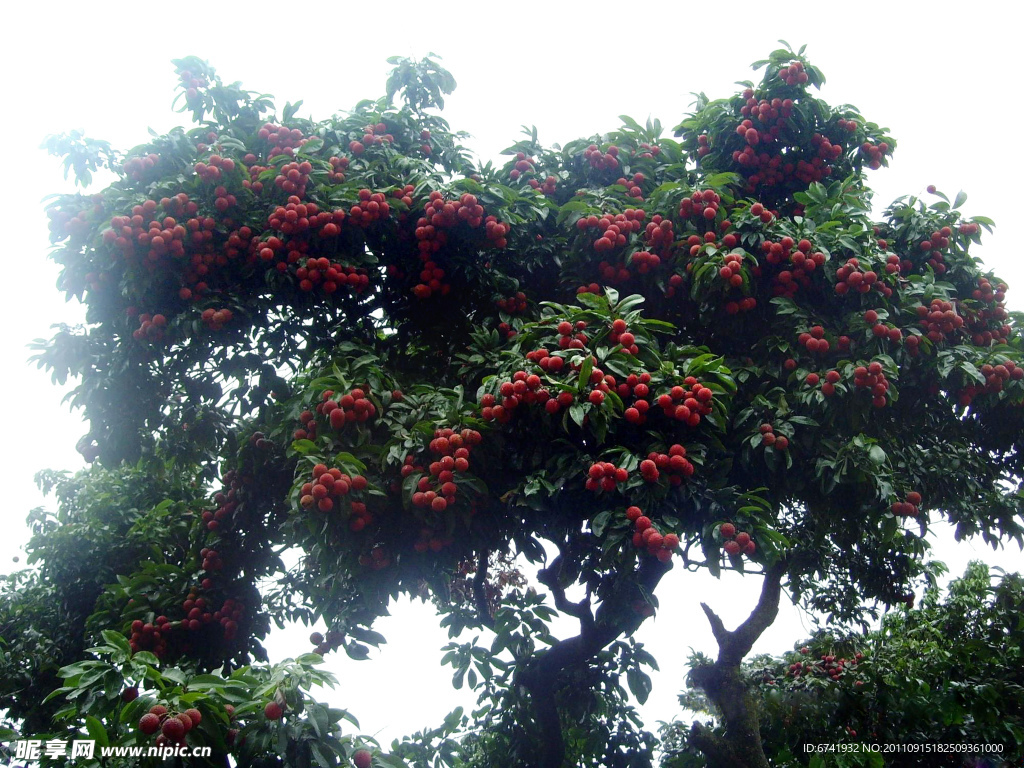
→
(537, 554, 595, 635)
(472, 548, 495, 630)
(720, 559, 787, 665)
(521, 556, 673, 768)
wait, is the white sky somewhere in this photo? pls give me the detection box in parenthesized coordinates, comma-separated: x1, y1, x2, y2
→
(2, 0, 1022, 751)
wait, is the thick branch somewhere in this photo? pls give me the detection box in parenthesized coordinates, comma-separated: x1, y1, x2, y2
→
(537, 554, 595, 635)
(687, 560, 789, 768)
(472, 549, 495, 630)
(521, 557, 672, 768)
(700, 559, 787, 666)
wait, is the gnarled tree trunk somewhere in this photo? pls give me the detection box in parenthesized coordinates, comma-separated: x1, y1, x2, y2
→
(687, 560, 787, 768)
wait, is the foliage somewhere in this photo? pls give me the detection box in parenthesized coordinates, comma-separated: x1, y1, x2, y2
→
(661, 562, 1024, 767)
(5, 41, 1023, 767)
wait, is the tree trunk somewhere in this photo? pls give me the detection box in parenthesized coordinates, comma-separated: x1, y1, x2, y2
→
(519, 556, 671, 768)
(686, 560, 787, 768)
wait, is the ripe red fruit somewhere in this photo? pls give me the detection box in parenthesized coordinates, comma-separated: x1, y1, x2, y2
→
(184, 708, 202, 726)
(719, 522, 736, 538)
(724, 540, 742, 556)
(161, 716, 185, 741)
(906, 491, 922, 505)
(265, 701, 284, 720)
(735, 532, 751, 547)
(612, 319, 627, 333)
(139, 713, 161, 735)
(589, 390, 604, 405)
(353, 749, 373, 768)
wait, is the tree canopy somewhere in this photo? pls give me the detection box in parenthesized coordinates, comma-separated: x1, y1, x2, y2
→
(3, 43, 1023, 768)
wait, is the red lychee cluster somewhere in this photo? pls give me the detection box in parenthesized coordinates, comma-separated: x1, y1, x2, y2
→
(960, 360, 1023, 405)
(613, 171, 646, 199)
(865, 310, 903, 345)
(853, 361, 890, 408)
(349, 122, 393, 156)
(798, 325, 831, 355)
(124, 152, 161, 181)
(273, 160, 311, 197)
(758, 423, 789, 450)
(130, 311, 168, 342)
(654, 377, 715, 427)
(891, 490, 922, 516)
(553, 319, 589, 350)
(268, 198, 337, 237)
(586, 461, 629, 493)
(779, 60, 809, 86)
(718, 252, 746, 288)
(409, 427, 483, 513)
(325, 387, 378, 430)
(295, 257, 370, 296)
(138, 705, 204, 748)
(679, 189, 720, 222)
(639, 444, 694, 484)
(300, 463, 368, 514)
(480, 371, 553, 422)
(528, 174, 558, 195)
(643, 214, 675, 254)
(917, 298, 962, 345)
(508, 152, 536, 182)
(788, 653, 858, 681)
(243, 156, 268, 193)
(584, 143, 619, 170)
(626, 507, 678, 562)
(200, 307, 233, 331)
(576, 209, 646, 252)
(619, 372, 653, 424)
(258, 122, 306, 159)
(496, 291, 527, 314)
(348, 189, 391, 227)
(964, 278, 1011, 346)
(859, 139, 890, 170)
(719, 522, 756, 557)
(128, 592, 244, 657)
(834, 257, 891, 298)
(309, 629, 346, 655)
(608, 318, 640, 354)
(107, 198, 190, 266)
(390, 183, 415, 208)
(328, 155, 350, 183)
(194, 153, 236, 183)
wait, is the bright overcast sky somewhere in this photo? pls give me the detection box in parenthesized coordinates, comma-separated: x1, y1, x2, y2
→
(2, 1, 1022, 750)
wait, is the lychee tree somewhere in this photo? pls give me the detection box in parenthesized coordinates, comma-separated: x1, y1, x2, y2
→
(9, 41, 1024, 767)
(659, 562, 1024, 767)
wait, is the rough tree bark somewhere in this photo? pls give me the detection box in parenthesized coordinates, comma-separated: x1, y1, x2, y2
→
(516, 554, 671, 768)
(687, 560, 788, 768)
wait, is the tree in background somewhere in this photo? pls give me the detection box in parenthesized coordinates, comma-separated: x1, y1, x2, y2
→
(2, 42, 1022, 767)
(660, 561, 1024, 767)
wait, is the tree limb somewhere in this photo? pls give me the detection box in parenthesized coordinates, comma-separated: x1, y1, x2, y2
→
(472, 548, 495, 630)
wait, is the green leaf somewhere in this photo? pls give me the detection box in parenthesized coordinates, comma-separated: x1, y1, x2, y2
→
(85, 715, 109, 747)
(578, 356, 593, 392)
(591, 510, 613, 538)
(626, 668, 652, 705)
